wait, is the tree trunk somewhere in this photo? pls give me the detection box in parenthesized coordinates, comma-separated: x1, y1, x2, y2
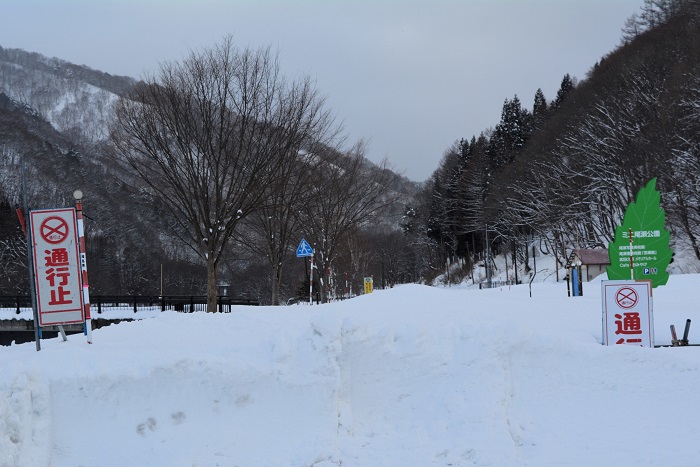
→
(207, 254, 218, 313)
(554, 232, 560, 282)
(524, 241, 531, 273)
(675, 192, 700, 262)
(318, 261, 328, 303)
(271, 263, 282, 306)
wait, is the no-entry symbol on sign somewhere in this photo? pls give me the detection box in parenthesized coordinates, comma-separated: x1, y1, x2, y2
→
(40, 216, 70, 244)
(615, 287, 638, 309)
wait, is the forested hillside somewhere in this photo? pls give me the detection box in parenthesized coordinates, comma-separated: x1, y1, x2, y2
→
(0, 45, 418, 304)
(0, 85, 207, 297)
(410, 0, 700, 282)
(0, 46, 134, 144)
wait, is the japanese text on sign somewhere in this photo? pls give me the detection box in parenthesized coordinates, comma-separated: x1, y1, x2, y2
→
(614, 312, 643, 345)
(621, 230, 661, 239)
(30, 208, 85, 326)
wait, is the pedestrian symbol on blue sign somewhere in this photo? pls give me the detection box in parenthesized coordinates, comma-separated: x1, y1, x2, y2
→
(296, 239, 314, 257)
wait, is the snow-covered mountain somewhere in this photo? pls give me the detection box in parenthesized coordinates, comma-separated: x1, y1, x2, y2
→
(0, 46, 135, 144)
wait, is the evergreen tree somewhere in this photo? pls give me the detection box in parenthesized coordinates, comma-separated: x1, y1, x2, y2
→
(461, 134, 489, 244)
(532, 88, 548, 129)
(457, 137, 471, 164)
(552, 74, 574, 111)
(488, 95, 532, 174)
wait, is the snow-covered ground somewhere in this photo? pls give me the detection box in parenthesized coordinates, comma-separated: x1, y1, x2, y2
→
(2, 272, 700, 467)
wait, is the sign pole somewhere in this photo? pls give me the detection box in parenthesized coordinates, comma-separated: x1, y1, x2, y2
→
(21, 160, 41, 351)
(629, 228, 634, 280)
(74, 191, 93, 344)
(309, 252, 314, 305)
(327, 265, 332, 302)
(295, 239, 315, 306)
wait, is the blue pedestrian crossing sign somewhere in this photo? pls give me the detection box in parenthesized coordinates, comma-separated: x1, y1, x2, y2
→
(296, 238, 314, 257)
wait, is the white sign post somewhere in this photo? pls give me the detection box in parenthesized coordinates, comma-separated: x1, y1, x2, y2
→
(30, 208, 85, 326)
(601, 280, 653, 347)
(296, 239, 315, 305)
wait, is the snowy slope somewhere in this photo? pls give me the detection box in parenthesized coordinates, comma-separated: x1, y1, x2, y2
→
(2, 275, 700, 466)
(0, 48, 129, 144)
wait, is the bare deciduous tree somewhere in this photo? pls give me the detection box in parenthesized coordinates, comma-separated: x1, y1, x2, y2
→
(242, 143, 342, 305)
(300, 143, 401, 302)
(110, 37, 332, 312)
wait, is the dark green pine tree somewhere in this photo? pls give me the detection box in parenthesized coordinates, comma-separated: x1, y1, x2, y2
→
(552, 73, 574, 111)
(426, 177, 446, 244)
(488, 95, 532, 174)
(464, 133, 490, 233)
(458, 137, 471, 164)
(532, 88, 548, 129)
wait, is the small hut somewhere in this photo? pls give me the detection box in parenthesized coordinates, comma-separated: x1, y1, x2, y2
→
(566, 248, 610, 281)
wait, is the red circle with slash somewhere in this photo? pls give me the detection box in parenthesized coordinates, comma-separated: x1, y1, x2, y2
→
(615, 287, 638, 309)
(40, 216, 70, 244)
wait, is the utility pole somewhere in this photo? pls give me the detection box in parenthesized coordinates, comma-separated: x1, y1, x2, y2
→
(486, 224, 492, 288)
(512, 239, 518, 285)
(381, 250, 385, 289)
(21, 159, 41, 351)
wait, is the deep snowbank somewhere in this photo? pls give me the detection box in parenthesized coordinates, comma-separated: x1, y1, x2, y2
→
(2, 277, 700, 466)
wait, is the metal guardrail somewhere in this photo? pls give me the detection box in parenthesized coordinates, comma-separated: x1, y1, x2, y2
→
(478, 280, 517, 289)
(0, 295, 259, 315)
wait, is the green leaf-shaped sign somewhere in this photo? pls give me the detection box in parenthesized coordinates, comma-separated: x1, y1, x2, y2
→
(607, 178, 672, 287)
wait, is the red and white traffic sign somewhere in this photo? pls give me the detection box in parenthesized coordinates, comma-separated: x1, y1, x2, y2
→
(30, 208, 85, 326)
(602, 280, 653, 347)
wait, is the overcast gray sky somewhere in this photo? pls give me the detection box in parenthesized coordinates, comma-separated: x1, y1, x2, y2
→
(2, 0, 642, 182)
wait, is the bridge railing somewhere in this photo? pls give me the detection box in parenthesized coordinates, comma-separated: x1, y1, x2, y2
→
(0, 295, 259, 315)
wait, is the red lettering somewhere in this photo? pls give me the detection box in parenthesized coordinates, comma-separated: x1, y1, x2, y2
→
(49, 286, 72, 305)
(614, 312, 642, 335)
(44, 248, 73, 305)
